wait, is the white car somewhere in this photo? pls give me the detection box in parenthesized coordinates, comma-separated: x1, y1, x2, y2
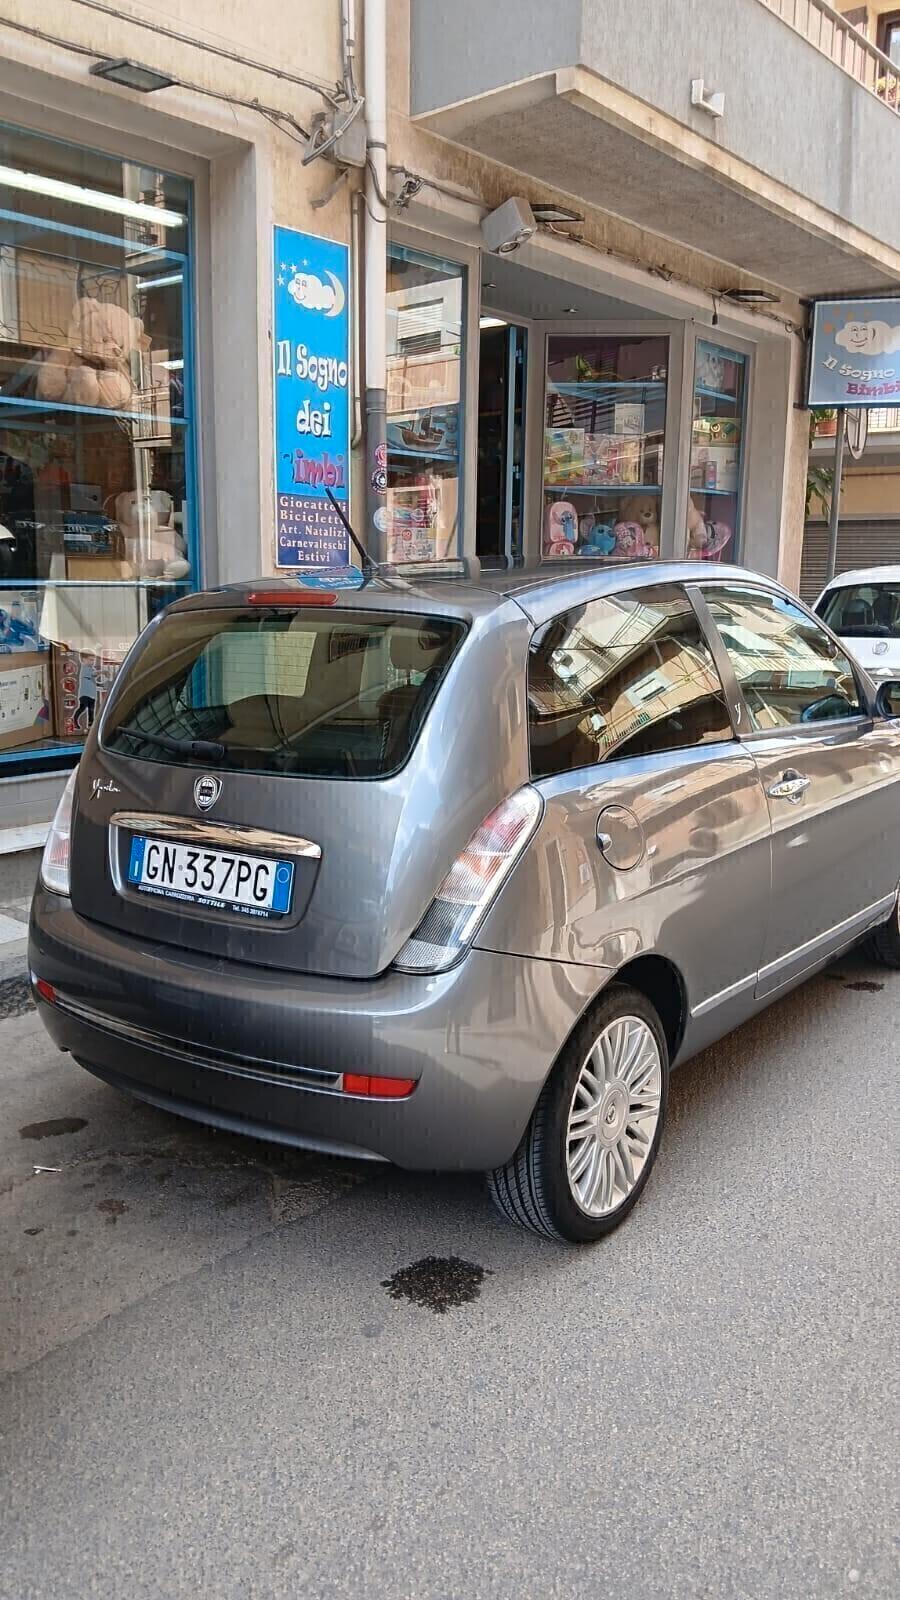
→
(815, 566, 900, 682)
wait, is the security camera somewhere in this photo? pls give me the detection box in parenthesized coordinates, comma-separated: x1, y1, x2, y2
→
(481, 197, 537, 255)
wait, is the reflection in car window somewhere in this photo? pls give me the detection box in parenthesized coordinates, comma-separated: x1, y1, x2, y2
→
(528, 586, 732, 779)
(701, 587, 861, 730)
(819, 582, 900, 638)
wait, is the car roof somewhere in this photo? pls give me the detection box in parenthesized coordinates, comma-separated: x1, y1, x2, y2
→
(818, 566, 900, 592)
(177, 559, 788, 626)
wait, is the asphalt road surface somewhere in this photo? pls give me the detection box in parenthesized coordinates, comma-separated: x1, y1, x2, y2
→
(1, 953, 896, 1599)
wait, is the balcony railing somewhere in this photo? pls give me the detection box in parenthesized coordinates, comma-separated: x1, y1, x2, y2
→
(870, 407, 900, 433)
(758, 0, 899, 111)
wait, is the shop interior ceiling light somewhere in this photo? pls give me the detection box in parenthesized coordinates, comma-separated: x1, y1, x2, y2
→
(0, 164, 185, 228)
(720, 287, 781, 305)
(90, 58, 176, 93)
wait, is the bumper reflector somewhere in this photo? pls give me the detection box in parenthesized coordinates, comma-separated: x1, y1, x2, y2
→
(33, 977, 56, 1004)
(342, 1073, 416, 1099)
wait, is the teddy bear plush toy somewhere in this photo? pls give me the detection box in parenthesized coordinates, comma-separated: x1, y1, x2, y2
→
(621, 494, 660, 558)
(107, 488, 191, 580)
(36, 298, 151, 410)
(686, 495, 732, 560)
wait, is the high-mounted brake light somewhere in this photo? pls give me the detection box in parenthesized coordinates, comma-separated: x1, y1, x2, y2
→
(247, 590, 337, 607)
(40, 767, 77, 896)
(393, 786, 543, 975)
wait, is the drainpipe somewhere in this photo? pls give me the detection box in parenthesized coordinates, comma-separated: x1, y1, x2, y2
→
(363, 0, 388, 560)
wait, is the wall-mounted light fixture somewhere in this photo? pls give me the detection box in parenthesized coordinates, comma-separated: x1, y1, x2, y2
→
(531, 203, 585, 226)
(691, 78, 725, 118)
(719, 287, 781, 306)
(90, 58, 176, 93)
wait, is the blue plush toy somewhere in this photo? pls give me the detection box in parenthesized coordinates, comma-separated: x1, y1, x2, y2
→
(579, 520, 617, 556)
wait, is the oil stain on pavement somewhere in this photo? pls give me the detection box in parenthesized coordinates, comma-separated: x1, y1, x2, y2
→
(381, 1255, 491, 1314)
(19, 1116, 88, 1140)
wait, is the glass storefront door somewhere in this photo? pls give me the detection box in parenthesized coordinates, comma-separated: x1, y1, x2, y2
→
(385, 245, 466, 562)
(0, 122, 197, 772)
(542, 333, 669, 562)
(685, 339, 747, 563)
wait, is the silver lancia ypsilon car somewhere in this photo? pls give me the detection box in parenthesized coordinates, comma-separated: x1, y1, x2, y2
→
(30, 560, 900, 1243)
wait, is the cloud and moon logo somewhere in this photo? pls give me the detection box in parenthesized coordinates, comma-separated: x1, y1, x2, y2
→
(287, 269, 346, 318)
(820, 307, 900, 356)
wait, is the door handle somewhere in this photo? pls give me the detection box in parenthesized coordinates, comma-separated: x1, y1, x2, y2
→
(767, 770, 811, 802)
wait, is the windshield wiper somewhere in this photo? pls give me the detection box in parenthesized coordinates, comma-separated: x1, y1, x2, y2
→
(114, 727, 226, 762)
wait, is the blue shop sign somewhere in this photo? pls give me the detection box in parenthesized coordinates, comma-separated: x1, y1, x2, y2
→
(808, 297, 900, 408)
(273, 226, 352, 568)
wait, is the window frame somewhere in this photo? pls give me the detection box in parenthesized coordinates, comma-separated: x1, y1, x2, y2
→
(526, 581, 737, 781)
(877, 9, 900, 61)
(689, 579, 874, 741)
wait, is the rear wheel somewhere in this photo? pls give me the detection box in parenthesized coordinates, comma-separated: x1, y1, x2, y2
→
(870, 894, 900, 968)
(487, 984, 669, 1244)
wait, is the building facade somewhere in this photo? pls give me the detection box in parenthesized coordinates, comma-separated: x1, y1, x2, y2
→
(0, 0, 897, 853)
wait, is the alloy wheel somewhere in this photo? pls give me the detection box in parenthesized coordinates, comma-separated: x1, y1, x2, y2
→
(565, 1015, 662, 1217)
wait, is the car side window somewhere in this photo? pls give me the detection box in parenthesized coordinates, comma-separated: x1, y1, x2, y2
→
(528, 585, 732, 779)
(700, 586, 862, 731)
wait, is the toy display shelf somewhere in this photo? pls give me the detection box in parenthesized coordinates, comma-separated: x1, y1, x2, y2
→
(0, 577, 191, 589)
(544, 483, 662, 495)
(0, 393, 186, 429)
(388, 445, 458, 464)
(689, 485, 738, 498)
(549, 380, 666, 398)
(694, 385, 740, 405)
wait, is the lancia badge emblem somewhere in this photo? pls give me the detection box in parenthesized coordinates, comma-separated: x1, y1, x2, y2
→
(194, 774, 222, 812)
(873, 639, 889, 657)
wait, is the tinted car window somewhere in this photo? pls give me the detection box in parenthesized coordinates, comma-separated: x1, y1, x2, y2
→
(102, 606, 466, 779)
(818, 582, 900, 638)
(701, 586, 861, 730)
(528, 586, 731, 779)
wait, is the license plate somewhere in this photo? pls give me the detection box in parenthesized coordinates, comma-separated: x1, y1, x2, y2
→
(127, 836, 294, 919)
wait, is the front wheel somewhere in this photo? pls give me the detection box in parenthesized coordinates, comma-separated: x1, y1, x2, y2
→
(487, 984, 669, 1244)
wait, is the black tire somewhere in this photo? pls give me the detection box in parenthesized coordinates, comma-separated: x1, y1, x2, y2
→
(870, 897, 900, 968)
(487, 983, 669, 1244)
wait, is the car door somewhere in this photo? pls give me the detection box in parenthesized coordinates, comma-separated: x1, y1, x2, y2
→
(698, 582, 900, 998)
(483, 582, 773, 1030)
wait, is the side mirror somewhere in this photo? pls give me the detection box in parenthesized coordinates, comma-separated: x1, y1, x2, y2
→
(874, 680, 900, 718)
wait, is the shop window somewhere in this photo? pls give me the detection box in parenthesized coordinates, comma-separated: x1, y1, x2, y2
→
(685, 340, 747, 564)
(542, 333, 669, 563)
(528, 585, 731, 778)
(386, 245, 465, 562)
(0, 121, 197, 772)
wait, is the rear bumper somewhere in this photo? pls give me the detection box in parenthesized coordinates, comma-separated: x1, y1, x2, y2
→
(29, 892, 608, 1170)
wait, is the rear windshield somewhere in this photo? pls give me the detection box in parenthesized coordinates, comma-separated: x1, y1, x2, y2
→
(102, 606, 466, 779)
(818, 583, 900, 638)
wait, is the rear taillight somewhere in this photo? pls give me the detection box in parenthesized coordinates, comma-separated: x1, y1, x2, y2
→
(39, 768, 77, 897)
(393, 786, 543, 975)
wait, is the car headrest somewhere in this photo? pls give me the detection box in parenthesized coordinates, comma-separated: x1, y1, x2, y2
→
(389, 628, 446, 675)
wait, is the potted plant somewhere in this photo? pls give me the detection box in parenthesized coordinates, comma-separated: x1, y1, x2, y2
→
(812, 406, 838, 438)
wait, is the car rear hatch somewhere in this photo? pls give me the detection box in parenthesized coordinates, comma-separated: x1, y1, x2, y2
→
(68, 583, 529, 978)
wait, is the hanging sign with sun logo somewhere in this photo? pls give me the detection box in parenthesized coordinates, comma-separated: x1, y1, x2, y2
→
(273, 227, 351, 569)
(809, 296, 900, 408)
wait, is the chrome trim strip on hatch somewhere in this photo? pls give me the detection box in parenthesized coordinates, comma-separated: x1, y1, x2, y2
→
(109, 811, 322, 860)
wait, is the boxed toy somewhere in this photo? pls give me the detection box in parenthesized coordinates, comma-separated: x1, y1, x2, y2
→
(544, 429, 584, 485)
(583, 434, 641, 485)
(0, 591, 47, 654)
(0, 652, 52, 752)
(52, 642, 125, 741)
(692, 443, 740, 493)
